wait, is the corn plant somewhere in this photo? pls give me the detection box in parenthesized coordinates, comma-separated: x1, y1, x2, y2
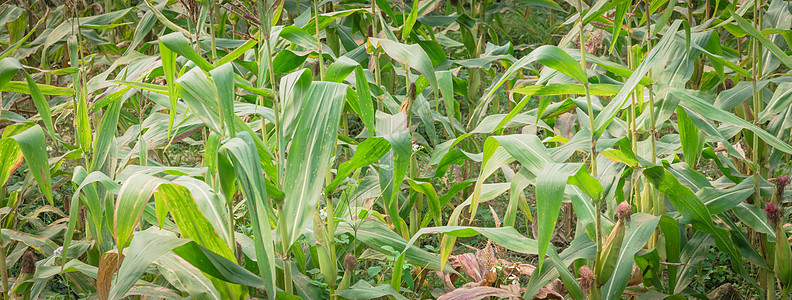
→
(0, 0, 791, 299)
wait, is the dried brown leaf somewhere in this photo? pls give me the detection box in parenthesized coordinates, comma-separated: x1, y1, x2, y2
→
(97, 251, 122, 300)
(450, 253, 484, 282)
(437, 285, 522, 300)
(627, 265, 643, 286)
(535, 287, 564, 300)
(435, 271, 456, 292)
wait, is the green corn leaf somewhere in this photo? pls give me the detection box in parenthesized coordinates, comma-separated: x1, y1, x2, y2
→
(673, 231, 714, 293)
(594, 20, 681, 135)
(582, 0, 628, 25)
(730, 10, 792, 69)
(160, 32, 214, 72)
(533, 162, 584, 274)
(280, 26, 319, 50)
(325, 137, 390, 195)
(700, 177, 758, 215)
(599, 213, 660, 299)
(303, 9, 368, 36)
(402, 0, 421, 38)
(159, 37, 178, 138)
(337, 220, 451, 272)
(70, 37, 92, 153)
(0, 139, 23, 188)
(665, 87, 792, 154)
(437, 71, 457, 136)
(155, 183, 246, 297)
(643, 166, 750, 286)
(376, 112, 411, 233)
(90, 88, 127, 173)
(109, 228, 261, 299)
(524, 235, 596, 299)
(217, 39, 257, 66)
(469, 139, 515, 226)
(281, 81, 347, 247)
(8, 125, 52, 205)
(173, 177, 232, 246)
(511, 83, 621, 97)
(153, 253, 221, 299)
(491, 134, 601, 278)
(1, 81, 74, 96)
(368, 38, 438, 93)
(142, 0, 190, 37)
(177, 68, 223, 134)
(63, 168, 119, 261)
(658, 215, 681, 292)
(733, 203, 775, 237)
(273, 50, 309, 74)
(0, 57, 20, 88)
(210, 63, 237, 138)
(609, 0, 629, 53)
(676, 107, 700, 168)
(0, 58, 56, 140)
(114, 173, 169, 255)
(406, 179, 443, 227)
(336, 280, 409, 300)
(125, 1, 161, 55)
(325, 56, 358, 83)
(218, 132, 277, 300)
(43, 8, 133, 50)
(110, 80, 168, 94)
(0, 11, 46, 60)
(355, 66, 376, 136)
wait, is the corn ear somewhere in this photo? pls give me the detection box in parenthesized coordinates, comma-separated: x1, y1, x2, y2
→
(316, 244, 337, 289)
(313, 212, 337, 289)
(775, 225, 792, 288)
(595, 219, 625, 285)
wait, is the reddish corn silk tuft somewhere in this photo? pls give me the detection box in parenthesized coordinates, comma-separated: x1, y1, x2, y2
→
(344, 253, 357, 270)
(616, 201, 632, 224)
(578, 266, 594, 293)
(778, 176, 790, 199)
(779, 176, 791, 188)
(766, 202, 784, 228)
(21, 251, 36, 276)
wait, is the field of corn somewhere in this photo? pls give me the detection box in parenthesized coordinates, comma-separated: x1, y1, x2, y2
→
(1, 0, 792, 299)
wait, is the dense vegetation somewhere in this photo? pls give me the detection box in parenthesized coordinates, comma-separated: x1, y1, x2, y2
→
(1, 0, 791, 299)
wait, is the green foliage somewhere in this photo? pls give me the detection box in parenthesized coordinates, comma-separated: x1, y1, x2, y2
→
(1, 0, 791, 299)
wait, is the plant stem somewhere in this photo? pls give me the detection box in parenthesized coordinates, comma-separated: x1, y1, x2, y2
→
(641, 0, 664, 249)
(751, 0, 764, 213)
(257, 0, 283, 185)
(314, 0, 324, 80)
(0, 222, 8, 300)
(209, 0, 218, 65)
(278, 207, 294, 294)
(623, 7, 638, 127)
(648, 85, 657, 164)
(643, 0, 657, 165)
(590, 285, 601, 300)
(258, 0, 291, 293)
(576, 0, 603, 264)
(576, 0, 597, 177)
(372, 0, 382, 111)
(751, 0, 773, 298)
(210, 1, 222, 135)
(266, 33, 283, 183)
